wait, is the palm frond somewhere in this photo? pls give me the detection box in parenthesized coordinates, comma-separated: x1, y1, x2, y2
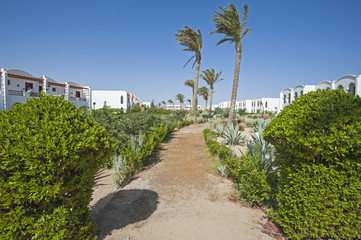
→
(211, 3, 250, 46)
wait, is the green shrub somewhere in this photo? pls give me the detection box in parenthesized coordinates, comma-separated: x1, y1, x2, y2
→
(263, 89, 361, 239)
(226, 154, 272, 206)
(0, 94, 113, 239)
(272, 164, 361, 239)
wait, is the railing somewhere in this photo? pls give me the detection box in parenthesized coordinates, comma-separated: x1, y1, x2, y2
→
(30, 92, 39, 97)
(8, 90, 24, 96)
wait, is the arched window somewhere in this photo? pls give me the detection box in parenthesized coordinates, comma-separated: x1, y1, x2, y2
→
(288, 93, 291, 103)
(265, 102, 268, 108)
(121, 96, 124, 104)
(349, 83, 355, 95)
(294, 92, 298, 99)
(300, 90, 303, 96)
(283, 94, 286, 103)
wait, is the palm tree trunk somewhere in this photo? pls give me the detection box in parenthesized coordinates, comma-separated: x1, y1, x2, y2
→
(228, 42, 242, 125)
(193, 58, 201, 118)
(205, 99, 208, 111)
(209, 87, 214, 114)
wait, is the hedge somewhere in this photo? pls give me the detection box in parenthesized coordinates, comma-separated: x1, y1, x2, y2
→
(0, 94, 113, 239)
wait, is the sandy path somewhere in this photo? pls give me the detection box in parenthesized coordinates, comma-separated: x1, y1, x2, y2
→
(91, 124, 273, 240)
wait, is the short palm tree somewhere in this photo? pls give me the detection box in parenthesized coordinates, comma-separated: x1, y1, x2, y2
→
(211, 3, 250, 125)
(187, 99, 192, 112)
(161, 100, 166, 109)
(176, 26, 202, 118)
(175, 93, 185, 110)
(198, 86, 209, 111)
(200, 68, 223, 114)
(168, 99, 174, 110)
(184, 79, 197, 110)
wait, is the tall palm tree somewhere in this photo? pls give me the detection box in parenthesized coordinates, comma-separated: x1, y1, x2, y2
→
(161, 100, 166, 109)
(211, 3, 250, 125)
(200, 68, 223, 114)
(175, 93, 185, 110)
(176, 26, 202, 118)
(198, 86, 209, 111)
(168, 99, 174, 110)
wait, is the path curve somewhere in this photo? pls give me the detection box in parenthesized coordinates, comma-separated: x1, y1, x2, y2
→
(91, 124, 272, 240)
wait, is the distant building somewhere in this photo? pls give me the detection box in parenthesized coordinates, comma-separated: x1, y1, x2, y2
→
(279, 74, 361, 113)
(92, 90, 141, 110)
(0, 68, 91, 110)
(215, 98, 279, 113)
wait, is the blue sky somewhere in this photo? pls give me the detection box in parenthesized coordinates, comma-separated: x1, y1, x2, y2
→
(1, 0, 361, 105)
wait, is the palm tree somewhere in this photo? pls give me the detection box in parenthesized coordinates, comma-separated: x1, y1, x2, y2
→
(187, 99, 191, 112)
(200, 68, 223, 114)
(176, 26, 202, 118)
(184, 79, 197, 111)
(198, 86, 209, 111)
(161, 100, 166, 109)
(168, 99, 174, 110)
(211, 3, 250, 125)
(175, 93, 185, 110)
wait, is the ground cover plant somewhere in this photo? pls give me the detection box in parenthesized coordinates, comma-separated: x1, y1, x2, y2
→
(0, 94, 113, 239)
(263, 89, 361, 239)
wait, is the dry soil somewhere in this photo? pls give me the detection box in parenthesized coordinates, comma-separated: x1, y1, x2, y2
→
(90, 124, 275, 240)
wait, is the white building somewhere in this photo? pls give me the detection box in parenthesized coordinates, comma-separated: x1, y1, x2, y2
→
(216, 98, 279, 113)
(92, 90, 141, 110)
(0, 68, 91, 111)
(279, 74, 361, 112)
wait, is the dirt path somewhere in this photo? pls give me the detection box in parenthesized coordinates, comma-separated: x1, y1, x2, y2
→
(91, 124, 273, 240)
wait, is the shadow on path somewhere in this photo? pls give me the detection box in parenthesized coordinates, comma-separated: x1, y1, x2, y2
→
(94, 189, 159, 240)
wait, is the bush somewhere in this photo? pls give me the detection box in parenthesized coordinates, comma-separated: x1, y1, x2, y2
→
(226, 154, 272, 206)
(263, 89, 361, 239)
(0, 94, 113, 239)
(272, 164, 361, 239)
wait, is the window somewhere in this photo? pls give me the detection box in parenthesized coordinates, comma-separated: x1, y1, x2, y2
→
(283, 94, 286, 103)
(52, 87, 56, 92)
(7, 80, 10, 85)
(76, 91, 80, 98)
(121, 96, 124, 104)
(265, 102, 268, 108)
(25, 82, 33, 91)
(349, 83, 355, 95)
(288, 93, 291, 103)
(300, 90, 304, 96)
(294, 92, 298, 99)
(39, 86, 43, 92)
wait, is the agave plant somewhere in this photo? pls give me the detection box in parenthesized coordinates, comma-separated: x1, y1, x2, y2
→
(215, 124, 224, 137)
(223, 124, 246, 146)
(217, 164, 226, 175)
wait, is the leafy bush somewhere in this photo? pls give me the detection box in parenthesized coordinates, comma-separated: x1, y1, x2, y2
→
(0, 94, 113, 239)
(226, 154, 272, 206)
(237, 108, 247, 115)
(264, 89, 361, 239)
(203, 128, 232, 160)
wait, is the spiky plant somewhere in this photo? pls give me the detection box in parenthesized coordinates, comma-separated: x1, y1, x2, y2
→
(211, 3, 250, 125)
(200, 68, 223, 114)
(176, 26, 202, 118)
(198, 86, 209, 111)
(175, 93, 185, 110)
(223, 124, 246, 146)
